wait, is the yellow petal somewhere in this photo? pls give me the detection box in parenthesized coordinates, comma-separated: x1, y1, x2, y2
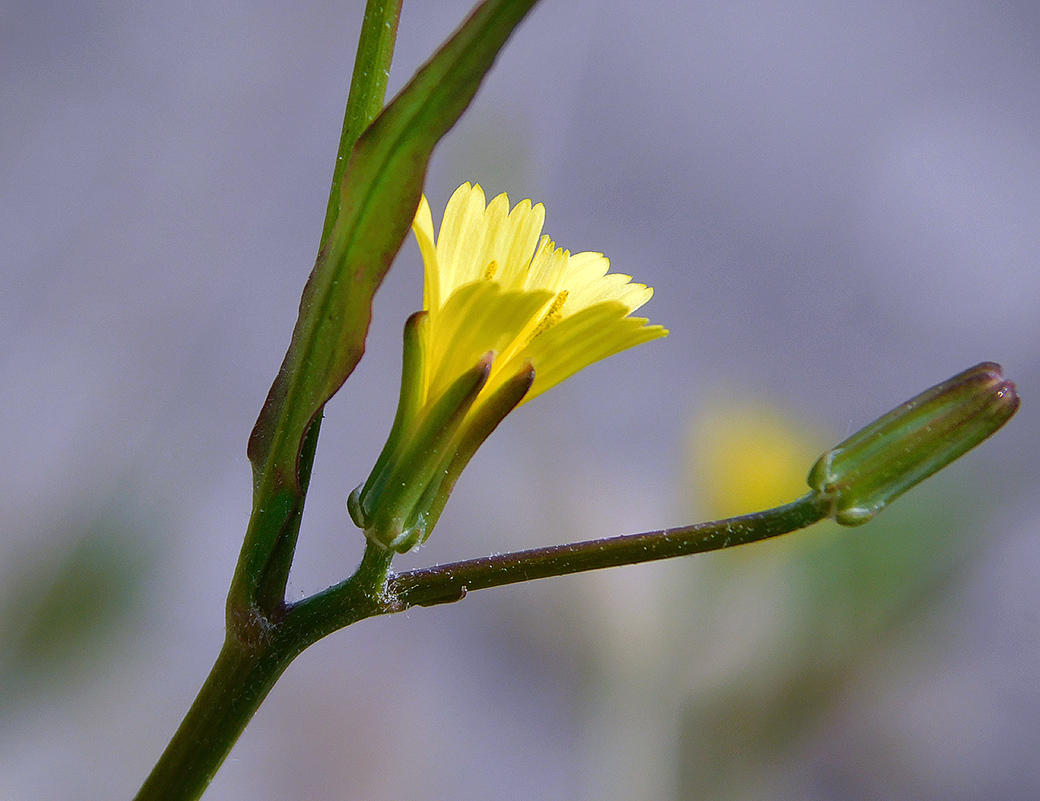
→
(505, 302, 667, 403)
(434, 184, 546, 302)
(425, 279, 554, 404)
(412, 195, 440, 311)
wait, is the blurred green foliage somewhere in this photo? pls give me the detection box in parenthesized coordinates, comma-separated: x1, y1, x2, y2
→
(0, 516, 153, 712)
(674, 466, 993, 800)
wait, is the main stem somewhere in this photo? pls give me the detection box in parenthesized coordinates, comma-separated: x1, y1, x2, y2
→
(132, 635, 296, 801)
(321, 0, 402, 246)
(133, 1, 400, 798)
(133, 544, 394, 801)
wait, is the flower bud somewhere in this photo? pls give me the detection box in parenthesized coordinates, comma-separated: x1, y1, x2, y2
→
(808, 362, 1019, 526)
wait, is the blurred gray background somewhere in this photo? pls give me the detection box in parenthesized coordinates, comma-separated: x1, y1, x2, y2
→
(2, 0, 1039, 798)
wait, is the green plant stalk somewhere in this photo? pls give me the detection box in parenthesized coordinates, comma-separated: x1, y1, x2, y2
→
(132, 491, 829, 800)
(321, 0, 403, 248)
(392, 493, 831, 606)
(294, 0, 401, 571)
(137, 0, 548, 792)
(230, 0, 401, 620)
(287, 493, 832, 636)
(132, 637, 294, 801)
(135, 346, 1019, 797)
(133, 545, 394, 801)
(134, 494, 828, 799)
(241, 0, 543, 568)
(132, 0, 400, 797)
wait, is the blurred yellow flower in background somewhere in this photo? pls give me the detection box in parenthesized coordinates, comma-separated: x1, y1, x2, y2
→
(685, 398, 828, 520)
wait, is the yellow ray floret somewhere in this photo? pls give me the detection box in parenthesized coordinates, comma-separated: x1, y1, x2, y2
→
(412, 183, 668, 409)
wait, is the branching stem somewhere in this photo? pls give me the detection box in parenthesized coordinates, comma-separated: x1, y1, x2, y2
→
(288, 492, 833, 635)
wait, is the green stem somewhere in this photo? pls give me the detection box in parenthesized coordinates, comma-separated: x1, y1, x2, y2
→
(285, 542, 396, 644)
(135, 2, 402, 797)
(134, 495, 829, 800)
(390, 493, 831, 607)
(230, 0, 401, 616)
(321, 0, 402, 249)
(133, 635, 297, 801)
(292, 493, 832, 632)
(134, 544, 395, 801)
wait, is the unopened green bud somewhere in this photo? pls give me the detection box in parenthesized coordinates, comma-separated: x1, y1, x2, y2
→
(808, 362, 1019, 526)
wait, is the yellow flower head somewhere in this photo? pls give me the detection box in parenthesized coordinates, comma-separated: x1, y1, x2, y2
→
(412, 182, 668, 413)
(351, 182, 667, 552)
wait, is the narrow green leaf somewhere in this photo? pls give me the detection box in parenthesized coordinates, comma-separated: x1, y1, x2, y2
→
(248, 0, 539, 488)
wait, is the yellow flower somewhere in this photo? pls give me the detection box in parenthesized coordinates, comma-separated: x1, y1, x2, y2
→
(351, 182, 667, 552)
(412, 182, 667, 416)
